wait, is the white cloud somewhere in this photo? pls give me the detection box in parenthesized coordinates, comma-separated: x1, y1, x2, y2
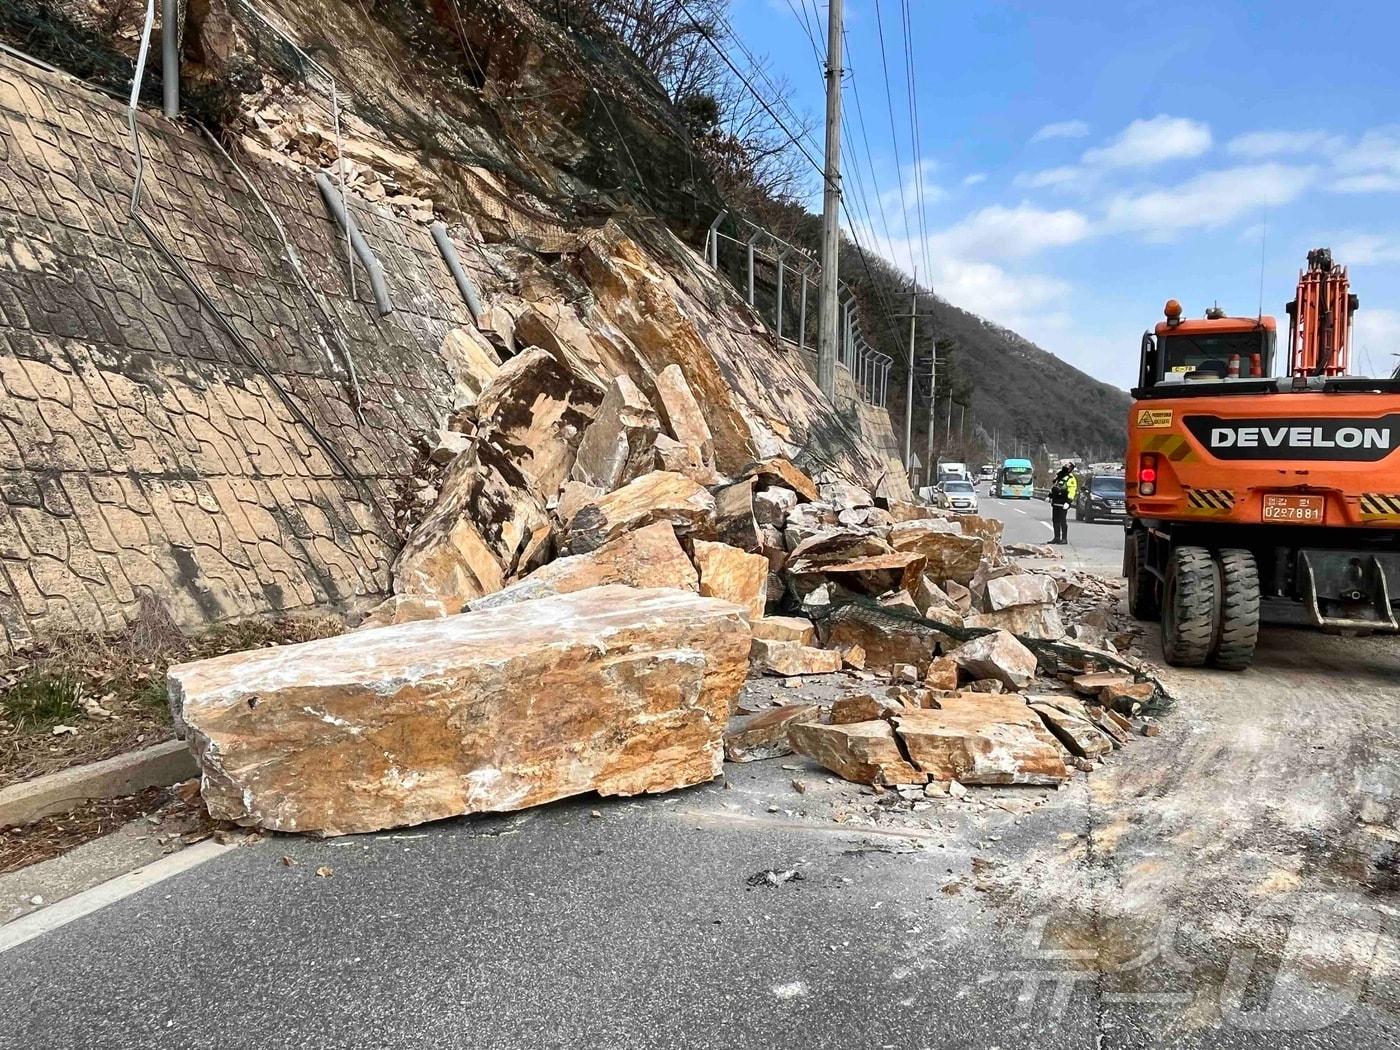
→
(1227, 130, 1343, 157)
(1030, 120, 1090, 144)
(1015, 166, 1081, 190)
(1335, 173, 1400, 194)
(1082, 115, 1213, 169)
(925, 257, 1072, 332)
(1351, 308, 1400, 375)
(931, 203, 1092, 260)
(1102, 163, 1316, 240)
(962, 172, 987, 187)
(1334, 234, 1400, 265)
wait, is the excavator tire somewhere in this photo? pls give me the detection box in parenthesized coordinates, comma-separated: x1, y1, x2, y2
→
(1211, 548, 1260, 671)
(1126, 528, 1160, 621)
(1161, 545, 1217, 667)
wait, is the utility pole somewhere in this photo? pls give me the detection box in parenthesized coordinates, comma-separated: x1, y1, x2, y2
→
(816, 0, 844, 398)
(903, 286, 917, 475)
(924, 338, 937, 489)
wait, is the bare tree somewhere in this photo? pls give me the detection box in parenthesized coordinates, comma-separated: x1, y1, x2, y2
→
(575, 0, 815, 207)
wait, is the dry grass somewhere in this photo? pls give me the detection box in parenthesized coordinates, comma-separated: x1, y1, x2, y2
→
(0, 782, 224, 875)
(1, 600, 345, 787)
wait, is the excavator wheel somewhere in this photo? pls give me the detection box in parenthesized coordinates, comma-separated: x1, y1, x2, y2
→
(1161, 545, 1218, 667)
(1125, 528, 1160, 621)
(1211, 548, 1260, 671)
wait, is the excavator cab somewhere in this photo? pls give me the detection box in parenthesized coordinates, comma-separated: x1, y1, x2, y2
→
(1137, 304, 1277, 391)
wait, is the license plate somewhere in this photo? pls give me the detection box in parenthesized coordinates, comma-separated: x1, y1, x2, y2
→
(1262, 495, 1324, 523)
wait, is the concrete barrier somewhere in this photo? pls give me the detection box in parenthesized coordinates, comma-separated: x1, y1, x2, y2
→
(0, 740, 196, 828)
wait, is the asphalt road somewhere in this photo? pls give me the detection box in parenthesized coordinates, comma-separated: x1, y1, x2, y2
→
(981, 491, 1125, 575)
(3, 504, 1398, 1049)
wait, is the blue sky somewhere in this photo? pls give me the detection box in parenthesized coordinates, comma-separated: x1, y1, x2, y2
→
(727, 0, 1400, 389)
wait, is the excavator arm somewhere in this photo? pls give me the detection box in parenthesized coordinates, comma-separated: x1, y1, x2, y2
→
(1286, 248, 1359, 377)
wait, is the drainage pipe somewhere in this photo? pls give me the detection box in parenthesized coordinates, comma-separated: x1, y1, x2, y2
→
(162, 0, 178, 118)
(314, 171, 392, 316)
(431, 221, 483, 325)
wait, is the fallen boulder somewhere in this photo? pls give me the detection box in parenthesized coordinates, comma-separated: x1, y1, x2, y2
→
(742, 457, 819, 501)
(890, 523, 984, 586)
(469, 521, 697, 611)
(823, 603, 947, 674)
(692, 539, 768, 619)
(985, 573, 1060, 611)
(565, 470, 715, 554)
(892, 696, 1069, 786)
(723, 703, 820, 762)
(571, 374, 660, 491)
(966, 603, 1066, 641)
(788, 720, 925, 785)
(751, 639, 843, 677)
(169, 586, 751, 836)
(948, 630, 1038, 690)
(653, 364, 715, 469)
(750, 615, 817, 645)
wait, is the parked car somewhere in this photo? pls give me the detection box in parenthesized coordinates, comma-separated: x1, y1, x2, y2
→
(1075, 473, 1127, 522)
(935, 479, 980, 514)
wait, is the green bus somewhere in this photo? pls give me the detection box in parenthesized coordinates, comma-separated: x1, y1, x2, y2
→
(997, 458, 1034, 499)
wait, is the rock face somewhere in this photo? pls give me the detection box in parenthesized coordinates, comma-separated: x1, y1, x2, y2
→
(169, 586, 752, 836)
(723, 703, 820, 762)
(966, 604, 1066, 641)
(788, 720, 924, 785)
(893, 696, 1069, 786)
(691, 540, 768, 620)
(469, 522, 696, 611)
(566, 471, 716, 554)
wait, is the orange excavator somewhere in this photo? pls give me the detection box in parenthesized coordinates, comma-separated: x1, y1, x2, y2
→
(1125, 249, 1400, 669)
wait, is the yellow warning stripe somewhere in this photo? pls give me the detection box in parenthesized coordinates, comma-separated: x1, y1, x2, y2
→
(1186, 489, 1236, 511)
(1359, 493, 1400, 517)
(1141, 434, 1193, 462)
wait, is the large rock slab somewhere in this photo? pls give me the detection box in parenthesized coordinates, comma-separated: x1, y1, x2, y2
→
(750, 615, 816, 645)
(893, 696, 1069, 786)
(169, 586, 752, 836)
(742, 458, 820, 501)
(565, 470, 716, 554)
(1028, 696, 1114, 759)
(691, 539, 768, 619)
(469, 521, 697, 611)
(788, 720, 924, 785)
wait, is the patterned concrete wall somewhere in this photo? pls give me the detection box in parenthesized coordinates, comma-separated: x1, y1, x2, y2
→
(0, 54, 907, 650)
(0, 56, 499, 649)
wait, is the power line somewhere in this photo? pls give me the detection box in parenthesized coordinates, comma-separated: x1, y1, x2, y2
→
(898, 0, 934, 284)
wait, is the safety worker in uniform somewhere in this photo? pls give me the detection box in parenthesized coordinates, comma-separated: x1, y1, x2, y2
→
(1049, 462, 1077, 544)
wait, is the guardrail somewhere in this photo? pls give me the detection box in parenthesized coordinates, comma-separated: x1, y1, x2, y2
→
(703, 211, 890, 408)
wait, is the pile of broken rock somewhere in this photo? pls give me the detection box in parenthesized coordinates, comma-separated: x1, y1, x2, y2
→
(167, 354, 1161, 837)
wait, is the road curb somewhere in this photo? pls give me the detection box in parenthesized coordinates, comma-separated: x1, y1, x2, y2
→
(0, 740, 196, 828)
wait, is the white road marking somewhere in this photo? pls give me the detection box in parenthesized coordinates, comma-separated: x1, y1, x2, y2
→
(0, 838, 238, 955)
